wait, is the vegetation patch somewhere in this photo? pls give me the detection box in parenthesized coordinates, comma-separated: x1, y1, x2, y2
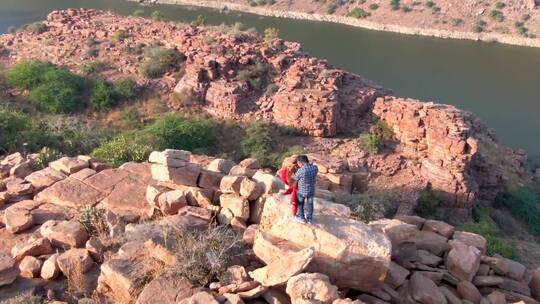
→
(496, 186, 540, 239)
(237, 60, 275, 93)
(91, 134, 152, 167)
(91, 80, 117, 110)
(461, 207, 515, 258)
(358, 119, 393, 154)
(241, 121, 275, 167)
(347, 8, 371, 18)
(390, 0, 400, 10)
(415, 187, 443, 218)
(20, 22, 48, 34)
(151, 10, 165, 21)
(139, 46, 184, 79)
(81, 60, 107, 75)
(473, 20, 487, 33)
(490, 10, 504, 22)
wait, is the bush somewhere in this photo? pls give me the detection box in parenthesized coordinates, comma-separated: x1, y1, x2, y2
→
(114, 77, 140, 100)
(92, 134, 152, 167)
(401, 5, 412, 12)
(22, 22, 48, 34)
(5, 60, 54, 90)
(139, 46, 183, 78)
(0, 294, 43, 304)
(192, 15, 207, 27)
(0, 106, 28, 153)
(133, 9, 145, 17)
(78, 206, 108, 237)
(163, 225, 243, 286)
(29, 82, 79, 113)
(370, 119, 393, 141)
(347, 8, 371, 18)
(169, 88, 201, 108)
(473, 20, 487, 33)
(31, 147, 62, 170)
(369, 3, 379, 9)
(6, 61, 85, 113)
(495, 1, 505, 9)
(451, 18, 464, 26)
(415, 187, 442, 218)
(237, 60, 274, 93)
(143, 114, 217, 153)
(344, 192, 398, 222)
(390, 0, 400, 10)
(241, 121, 275, 166)
(81, 60, 106, 75)
(91, 80, 117, 110)
(119, 107, 143, 129)
(111, 30, 130, 42)
(425, 0, 435, 7)
(327, 3, 338, 14)
(263, 27, 280, 46)
(151, 10, 165, 21)
(490, 10, 504, 22)
(461, 208, 515, 258)
(497, 186, 540, 239)
(359, 132, 380, 154)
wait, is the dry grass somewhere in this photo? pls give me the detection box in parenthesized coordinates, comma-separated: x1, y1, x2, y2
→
(0, 294, 42, 304)
(65, 259, 89, 299)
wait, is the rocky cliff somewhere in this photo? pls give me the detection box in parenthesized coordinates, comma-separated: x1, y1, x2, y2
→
(0, 9, 529, 209)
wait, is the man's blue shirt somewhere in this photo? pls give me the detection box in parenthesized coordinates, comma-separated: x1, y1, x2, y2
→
(294, 163, 318, 197)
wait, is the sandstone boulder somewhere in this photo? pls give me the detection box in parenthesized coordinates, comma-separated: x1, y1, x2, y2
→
(415, 231, 449, 256)
(49, 157, 89, 174)
(19, 256, 42, 278)
(157, 190, 188, 215)
(149, 150, 190, 167)
(4, 199, 40, 233)
(394, 215, 426, 229)
(40, 220, 89, 248)
(24, 167, 67, 190)
(409, 272, 447, 304)
(257, 194, 391, 292)
(457, 281, 482, 304)
(240, 178, 264, 201)
(250, 247, 315, 286)
(57, 248, 94, 275)
(220, 175, 246, 193)
(98, 257, 151, 302)
(86, 237, 105, 263)
(151, 164, 200, 187)
(181, 291, 220, 304)
(417, 249, 442, 266)
(286, 273, 339, 304)
(221, 193, 250, 221)
(252, 171, 285, 194)
(41, 253, 61, 280)
(136, 274, 204, 304)
(483, 256, 527, 281)
(531, 267, 540, 301)
(438, 285, 461, 304)
(198, 170, 224, 190)
(423, 220, 455, 238)
(229, 165, 257, 177)
(11, 236, 53, 260)
(446, 241, 481, 282)
(239, 159, 261, 169)
(36, 177, 105, 208)
(208, 159, 236, 174)
(370, 219, 418, 246)
(10, 162, 33, 179)
(6, 179, 34, 197)
(384, 261, 409, 289)
(453, 231, 487, 254)
(0, 255, 18, 287)
(70, 168, 97, 181)
(486, 291, 506, 304)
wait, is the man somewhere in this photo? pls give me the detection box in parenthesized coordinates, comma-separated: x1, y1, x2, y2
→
(293, 155, 318, 224)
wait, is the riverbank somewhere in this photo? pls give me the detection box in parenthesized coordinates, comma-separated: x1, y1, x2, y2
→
(129, 0, 540, 48)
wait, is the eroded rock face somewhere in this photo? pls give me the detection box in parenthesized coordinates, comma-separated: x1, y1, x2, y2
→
(257, 194, 391, 292)
(286, 273, 339, 304)
(0, 255, 19, 287)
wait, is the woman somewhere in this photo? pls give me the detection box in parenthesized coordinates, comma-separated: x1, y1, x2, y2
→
(278, 159, 299, 216)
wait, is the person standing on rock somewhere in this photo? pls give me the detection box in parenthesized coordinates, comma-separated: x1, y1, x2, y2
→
(293, 155, 318, 224)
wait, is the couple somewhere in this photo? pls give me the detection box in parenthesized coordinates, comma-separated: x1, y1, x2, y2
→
(278, 155, 318, 224)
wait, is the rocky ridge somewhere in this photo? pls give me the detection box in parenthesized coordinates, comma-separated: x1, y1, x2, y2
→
(0, 9, 529, 209)
(0, 150, 539, 303)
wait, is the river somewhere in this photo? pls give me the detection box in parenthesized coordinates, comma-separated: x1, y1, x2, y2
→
(1, 0, 540, 164)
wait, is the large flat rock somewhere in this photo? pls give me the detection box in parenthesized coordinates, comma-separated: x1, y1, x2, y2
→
(257, 194, 391, 292)
(35, 177, 105, 208)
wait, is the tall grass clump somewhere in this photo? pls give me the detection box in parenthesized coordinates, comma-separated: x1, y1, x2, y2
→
(139, 46, 183, 78)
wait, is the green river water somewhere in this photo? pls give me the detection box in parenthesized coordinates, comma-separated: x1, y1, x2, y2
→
(1, 0, 540, 164)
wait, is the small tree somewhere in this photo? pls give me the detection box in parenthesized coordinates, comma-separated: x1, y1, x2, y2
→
(263, 27, 279, 46)
(151, 10, 165, 21)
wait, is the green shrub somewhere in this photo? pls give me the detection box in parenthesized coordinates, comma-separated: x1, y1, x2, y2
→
(359, 132, 380, 154)
(31, 147, 62, 170)
(497, 186, 540, 239)
(151, 10, 165, 21)
(425, 0, 435, 7)
(345, 192, 398, 222)
(114, 77, 139, 100)
(0, 106, 28, 153)
(401, 5, 412, 12)
(22, 22, 48, 34)
(241, 121, 275, 167)
(192, 15, 207, 27)
(139, 46, 183, 78)
(237, 60, 274, 93)
(82, 60, 106, 75)
(473, 20, 487, 33)
(451, 18, 464, 26)
(6, 61, 85, 113)
(92, 134, 152, 167)
(111, 30, 130, 42)
(78, 206, 108, 237)
(143, 114, 217, 153)
(490, 10, 504, 22)
(5, 60, 54, 90)
(369, 3, 379, 9)
(263, 27, 280, 46)
(119, 106, 143, 129)
(415, 187, 442, 218)
(461, 208, 515, 258)
(370, 119, 393, 141)
(133, 9, 145, 17)
(347, 8, 371, 18)
(29, 82, 79, 113)
(327, 3, 338, 14)
(91, 80, 117, 110)
(390, 0, 400, 10)
(495, 1, 505, 9)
